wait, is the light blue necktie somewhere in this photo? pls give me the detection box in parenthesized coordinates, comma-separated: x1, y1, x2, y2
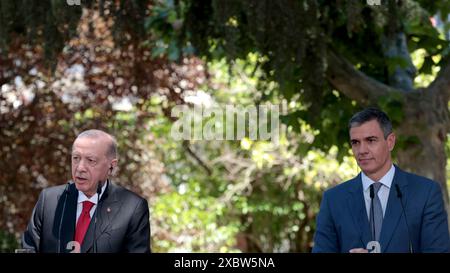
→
(369, 182, 383, 242)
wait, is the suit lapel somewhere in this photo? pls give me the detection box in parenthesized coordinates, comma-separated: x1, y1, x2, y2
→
(347, 174, 372, 248)
(379, 166, 408, 252)
(98, 190, 121, 235)
(81, 182, 121, 253)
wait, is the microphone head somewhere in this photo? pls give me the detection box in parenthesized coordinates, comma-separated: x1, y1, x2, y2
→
(64, 182, 70, 193)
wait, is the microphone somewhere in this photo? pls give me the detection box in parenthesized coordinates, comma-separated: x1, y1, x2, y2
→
(93, 180, 103, 253)
(369, 185, 376, 242)
(395, 184, 414, 253)
(57, 182, 70, 253)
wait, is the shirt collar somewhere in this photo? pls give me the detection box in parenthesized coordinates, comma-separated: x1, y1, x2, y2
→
(361, 164, 395, 192)
(77, 180, 108, 205)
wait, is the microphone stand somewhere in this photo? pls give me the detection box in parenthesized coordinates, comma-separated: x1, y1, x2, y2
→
(58, 183, 70, 253)
(395, 184, 414, 253)
(93, 180, 104, 253)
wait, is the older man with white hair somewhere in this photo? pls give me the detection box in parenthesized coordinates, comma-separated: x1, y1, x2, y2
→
(22, 129, 151, 253)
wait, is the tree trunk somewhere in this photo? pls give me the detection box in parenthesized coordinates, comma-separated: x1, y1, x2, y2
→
(396, 94, 450, 228)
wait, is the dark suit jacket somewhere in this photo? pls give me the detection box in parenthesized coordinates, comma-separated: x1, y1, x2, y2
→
(312, 166, 450, 253)
(22, 181, 151, 253)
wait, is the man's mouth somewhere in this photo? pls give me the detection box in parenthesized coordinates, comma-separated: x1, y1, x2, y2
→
(75, 176, 88, 182)
(358, 158, 373, 162)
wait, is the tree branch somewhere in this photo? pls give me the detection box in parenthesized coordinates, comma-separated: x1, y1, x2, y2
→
(182, 140, 213, 175)
(326, 49, 401, 105)
(427, 59, 450, 101)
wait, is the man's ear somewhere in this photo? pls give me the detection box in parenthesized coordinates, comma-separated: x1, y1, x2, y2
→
(387, 133, 396, 152)
(109, 159, 118, 175)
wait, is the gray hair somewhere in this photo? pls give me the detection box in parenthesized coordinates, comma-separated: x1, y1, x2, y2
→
(75, 129, 118, 158)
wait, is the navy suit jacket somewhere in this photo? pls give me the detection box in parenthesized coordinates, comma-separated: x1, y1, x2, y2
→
(312, 166, 450, 253)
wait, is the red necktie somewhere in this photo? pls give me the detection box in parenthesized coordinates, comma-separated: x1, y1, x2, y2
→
(74, 201, 95, 245)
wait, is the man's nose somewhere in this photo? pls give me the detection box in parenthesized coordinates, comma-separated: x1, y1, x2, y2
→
(75, 159, 88, 172)
(358, 142, 369, 154)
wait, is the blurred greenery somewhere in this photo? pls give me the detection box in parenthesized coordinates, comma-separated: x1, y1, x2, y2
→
(1, 0, 450, 253)
(0, 230, 18, 253)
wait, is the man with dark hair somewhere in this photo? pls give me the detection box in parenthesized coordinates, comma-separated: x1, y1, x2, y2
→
(312, 107, 450, 253)
(22, 129, 151, 253)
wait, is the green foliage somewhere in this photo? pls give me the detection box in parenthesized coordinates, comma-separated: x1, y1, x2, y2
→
(140, 1, 450, 250)
(0, 230, 18, 253)
(152, 184, 240, 252)
(145, 57, 360, 252)
(144, 0, 193, 61)
(143, 0, 450, 161)
(2, 0, 450, 254)
(377, 92, 405, 127)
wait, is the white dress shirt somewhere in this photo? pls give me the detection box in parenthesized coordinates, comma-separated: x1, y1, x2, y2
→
(361, 164, 395, 220)
(76, 180, 108, 224)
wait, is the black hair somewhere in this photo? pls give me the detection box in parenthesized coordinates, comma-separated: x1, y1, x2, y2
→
(348, 107, 392, 139)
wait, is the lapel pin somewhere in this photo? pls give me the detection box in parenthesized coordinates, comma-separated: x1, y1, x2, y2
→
(107, 207, 111, 213)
